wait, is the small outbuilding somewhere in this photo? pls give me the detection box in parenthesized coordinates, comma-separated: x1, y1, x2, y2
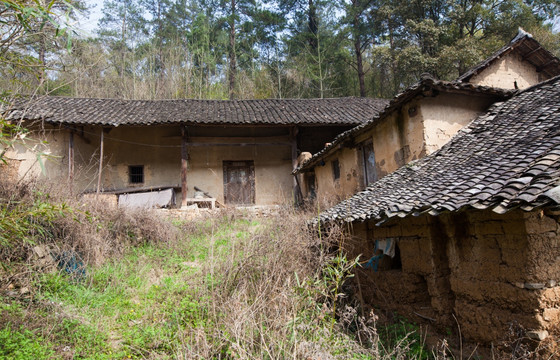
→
(316, 75, 560, 344)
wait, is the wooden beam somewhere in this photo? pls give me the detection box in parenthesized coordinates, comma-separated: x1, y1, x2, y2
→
(181, 125, 188, 207)
(290, 126, 300, 205)
(186, 142, 292, 147)
(536, 59, 558, 73)
(522, 46, 542, 60)
(96, 129, 104, 195)
(68, 130, 74, 195)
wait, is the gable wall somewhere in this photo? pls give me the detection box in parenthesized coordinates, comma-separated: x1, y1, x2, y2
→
(469, 51, 545, 89)
(372, 101, 425, 179)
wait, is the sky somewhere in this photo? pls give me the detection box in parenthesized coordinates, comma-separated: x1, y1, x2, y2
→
(76, 0, 104, 37)
(77, 0, 559, 37)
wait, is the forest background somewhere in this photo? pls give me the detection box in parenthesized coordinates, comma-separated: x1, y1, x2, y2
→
(3, 0, 560, 101)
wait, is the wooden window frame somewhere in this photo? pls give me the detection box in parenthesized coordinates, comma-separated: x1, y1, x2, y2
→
(129, 165, 144, 184)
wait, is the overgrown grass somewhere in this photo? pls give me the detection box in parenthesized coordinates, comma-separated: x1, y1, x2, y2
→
(1, 203, 433, 359)
(0, 180, 490, 359)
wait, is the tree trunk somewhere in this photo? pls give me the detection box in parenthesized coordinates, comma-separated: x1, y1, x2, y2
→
(39, 34, 46, 85)
(308, 0, 318, 50)
(228, 0, 237, 100)
(354, 32, 366, 97)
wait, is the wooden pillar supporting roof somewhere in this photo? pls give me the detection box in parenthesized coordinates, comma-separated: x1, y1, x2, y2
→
(68, 129, 74, 195)
(290, 126, 302, 204)
(96, 129, 104, 195)
(181, 125, 188, 207)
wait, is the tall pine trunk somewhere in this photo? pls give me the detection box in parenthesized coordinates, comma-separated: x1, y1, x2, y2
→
(353, 29, 366, 97)
(228, 0, 237, 100)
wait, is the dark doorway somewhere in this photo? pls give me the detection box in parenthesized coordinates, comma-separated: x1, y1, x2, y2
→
(223, 161, 255, 205)
(360, 141, 377, 187)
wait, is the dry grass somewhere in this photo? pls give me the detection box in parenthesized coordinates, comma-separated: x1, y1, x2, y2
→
(2, 176, 552, 359)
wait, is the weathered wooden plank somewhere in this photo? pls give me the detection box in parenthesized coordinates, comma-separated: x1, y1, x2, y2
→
(290, 126, 301, 204)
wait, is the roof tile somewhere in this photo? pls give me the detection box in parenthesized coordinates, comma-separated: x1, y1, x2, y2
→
(317, 76, 560, 224)
(6, 97, 389, 127)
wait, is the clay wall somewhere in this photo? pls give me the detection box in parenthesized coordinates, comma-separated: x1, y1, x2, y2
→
(5, 123, 294, 206)
(469, 51, 546, 89)
(421, 93, 497, 155)
(314, 147, 360, 205)
(348, 209, 560, 343)
(4, 123, 99, 191)
(310, 104, 425, 203)
(372, 102, 425, 178)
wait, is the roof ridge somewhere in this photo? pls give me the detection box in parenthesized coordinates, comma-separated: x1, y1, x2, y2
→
(21, 95, 383, 102)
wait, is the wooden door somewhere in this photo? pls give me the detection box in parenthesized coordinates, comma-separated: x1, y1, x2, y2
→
(361, 141, 378, 187)
(223, 161, 255, 205)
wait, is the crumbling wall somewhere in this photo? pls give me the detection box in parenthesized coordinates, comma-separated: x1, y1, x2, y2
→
(524, 210, 560, 334)
(349, 209, 560, 344)
(4, 123, 99, 191)
(7, 123, 294, 205)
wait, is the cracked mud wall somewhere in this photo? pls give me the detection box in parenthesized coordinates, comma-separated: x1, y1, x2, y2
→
(348, 209, 560, 344)
(469, 51, 546, 90)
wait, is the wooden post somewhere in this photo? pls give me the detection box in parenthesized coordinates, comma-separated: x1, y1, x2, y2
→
(181, 125, 188, 207)
(68, 129, 74, 195)
(96, 129, 104, 195)
(290, 126, 300, 205)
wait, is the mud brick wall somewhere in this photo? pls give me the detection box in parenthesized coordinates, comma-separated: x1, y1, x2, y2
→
(349, 209, 560, 344)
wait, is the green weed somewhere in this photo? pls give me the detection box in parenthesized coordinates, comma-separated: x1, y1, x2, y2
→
(0, 324, 55, 359)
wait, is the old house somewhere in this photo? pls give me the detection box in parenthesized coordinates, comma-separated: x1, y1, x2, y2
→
(316, 75, 560, 343)
(294, 79, 513, 204)
(456, 28, 560, 89)
(294, 29, 560, 206)
(4, 97, 388, 207)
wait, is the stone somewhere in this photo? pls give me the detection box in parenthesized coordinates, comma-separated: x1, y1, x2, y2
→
(547, 279, 557, 288)
(526, 330, 549, 341)
(524, 283, 545, 290)
(33, 245, 49, 258)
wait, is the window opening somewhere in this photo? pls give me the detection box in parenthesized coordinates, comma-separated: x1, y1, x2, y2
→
(129, 165, 144, 184)
(364, 238, 402, 271)
(305, 174, 316, 200)
(332, 159, 340, 180)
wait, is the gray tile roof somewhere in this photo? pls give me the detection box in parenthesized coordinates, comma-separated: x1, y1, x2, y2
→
(5, 96, 389, 127)
(457, 28, 560, 83)
(316, 75, 560, 225)
(295, 77, 514, 173)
